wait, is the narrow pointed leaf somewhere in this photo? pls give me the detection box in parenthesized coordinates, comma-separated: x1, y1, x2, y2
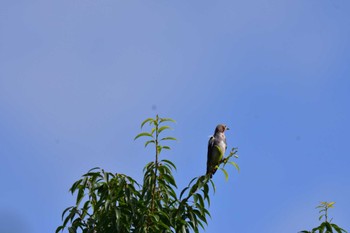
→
(161, 137, 177, 141)
(331, 223, 348, 233)
(161, 159, 177, 170)
(141, 118, 154, 128)
(158, 126, 171, 134)
(229, 161, 240, 172)
(87, 167, 100, 172)
(76, 188, 84, 206)
(56, 226, 64, 233)
(160, 118, 176, 123)
(220, 168, 229, 181)
(145, 140, 155, 148)
(209, 179, 216, 193)
(328, 202, 335, 208)
(324, 222, 333, 232)
(163, 174, 177, 188)
(180, 187, 189, 199)
(134, 132, 153, 140)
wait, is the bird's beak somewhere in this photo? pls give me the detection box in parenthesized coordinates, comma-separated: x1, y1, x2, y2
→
(226, 127, 230, 130)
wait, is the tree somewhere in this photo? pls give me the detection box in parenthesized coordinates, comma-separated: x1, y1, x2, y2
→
(56, 115, 239, 233)
(299, 202, 348, 233)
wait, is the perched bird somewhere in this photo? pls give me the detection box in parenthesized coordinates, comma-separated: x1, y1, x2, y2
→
(206, 124, 229, 178)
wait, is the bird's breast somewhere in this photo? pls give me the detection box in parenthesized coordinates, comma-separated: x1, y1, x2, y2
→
(218, 140, 226, 153)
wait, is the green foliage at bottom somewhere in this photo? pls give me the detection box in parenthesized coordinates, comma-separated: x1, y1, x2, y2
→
(299, 202, 348, 233)
(56, 115, 239, 233)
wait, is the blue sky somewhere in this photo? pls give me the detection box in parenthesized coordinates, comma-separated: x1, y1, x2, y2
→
(1, 0, 350, 232)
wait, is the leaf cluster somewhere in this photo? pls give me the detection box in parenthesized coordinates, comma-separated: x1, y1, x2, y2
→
(299, 202, 348, 233)
(56, 169, 142, 233)
(56, 116, 239, 233)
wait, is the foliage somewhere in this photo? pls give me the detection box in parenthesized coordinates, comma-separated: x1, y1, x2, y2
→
(56, 115, 239, 233)
(299, 201, 348, 233)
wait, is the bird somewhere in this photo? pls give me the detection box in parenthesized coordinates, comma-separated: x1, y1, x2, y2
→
(206, 124, 229, 178)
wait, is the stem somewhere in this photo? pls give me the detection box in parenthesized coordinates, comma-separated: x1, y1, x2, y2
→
(151, 116, 159, 212)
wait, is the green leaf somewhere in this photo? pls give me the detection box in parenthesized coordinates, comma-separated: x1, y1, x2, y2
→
(157, 145, 162, 154)
(180, 187, 189, 199)
(163, 174, 177, 187)
(189, 183, 199, 195)
(328, 202, 335, 208)
(103, 171, 109, 183)
(134, 132, 153, 140)
(158, 125, 171, 134)
(188, 177, 198, 186)
(229, 161, 240, 172)
(145, 140, 155, 148)
(209, 179, 216, 193)
(141, 118, 154, 128)
(160, 118, 176, 123)
(161, 137, 177, 141)
(161, 159, 177, 170)
(193, 209, 207, 224)
(76, 188, 85, 206)
(61, 207, 73, 220)
(331, 223, 348, 233)
(69, 179, 82, 194)
(195, 194, 205, 210)
(81, 201, 90, 218)
(202, 183, 210, 206)
(220, 168, 229, 181)
(181, 225, 187, 233)
(55, 226, 64, 233)
(151, 127, 156, 135)
(324, 221, 333, 232)
(82, 172, 100, 178)
(87, 167, 100, 172)
(311, 225, 322, 232)
(315, 222, 326, 232)
(63, 208, 75, 228)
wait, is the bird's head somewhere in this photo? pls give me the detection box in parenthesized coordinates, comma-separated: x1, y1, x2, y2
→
(214, 124, 229, 134)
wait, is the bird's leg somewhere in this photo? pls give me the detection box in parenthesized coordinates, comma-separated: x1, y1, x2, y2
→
(212, 166, 218, 175)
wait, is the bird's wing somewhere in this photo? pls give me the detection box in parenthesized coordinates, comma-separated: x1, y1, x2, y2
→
(206, 136, 215, 175)
(207, 136, 215, 158)
(208, 136, 215, 150)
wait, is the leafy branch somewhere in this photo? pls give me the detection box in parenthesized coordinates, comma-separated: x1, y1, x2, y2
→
(299, 202, 348, 233)
(56, 115, 239, 233)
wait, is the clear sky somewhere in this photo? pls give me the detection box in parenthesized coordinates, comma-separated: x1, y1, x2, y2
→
(1, 0, 350, 232)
